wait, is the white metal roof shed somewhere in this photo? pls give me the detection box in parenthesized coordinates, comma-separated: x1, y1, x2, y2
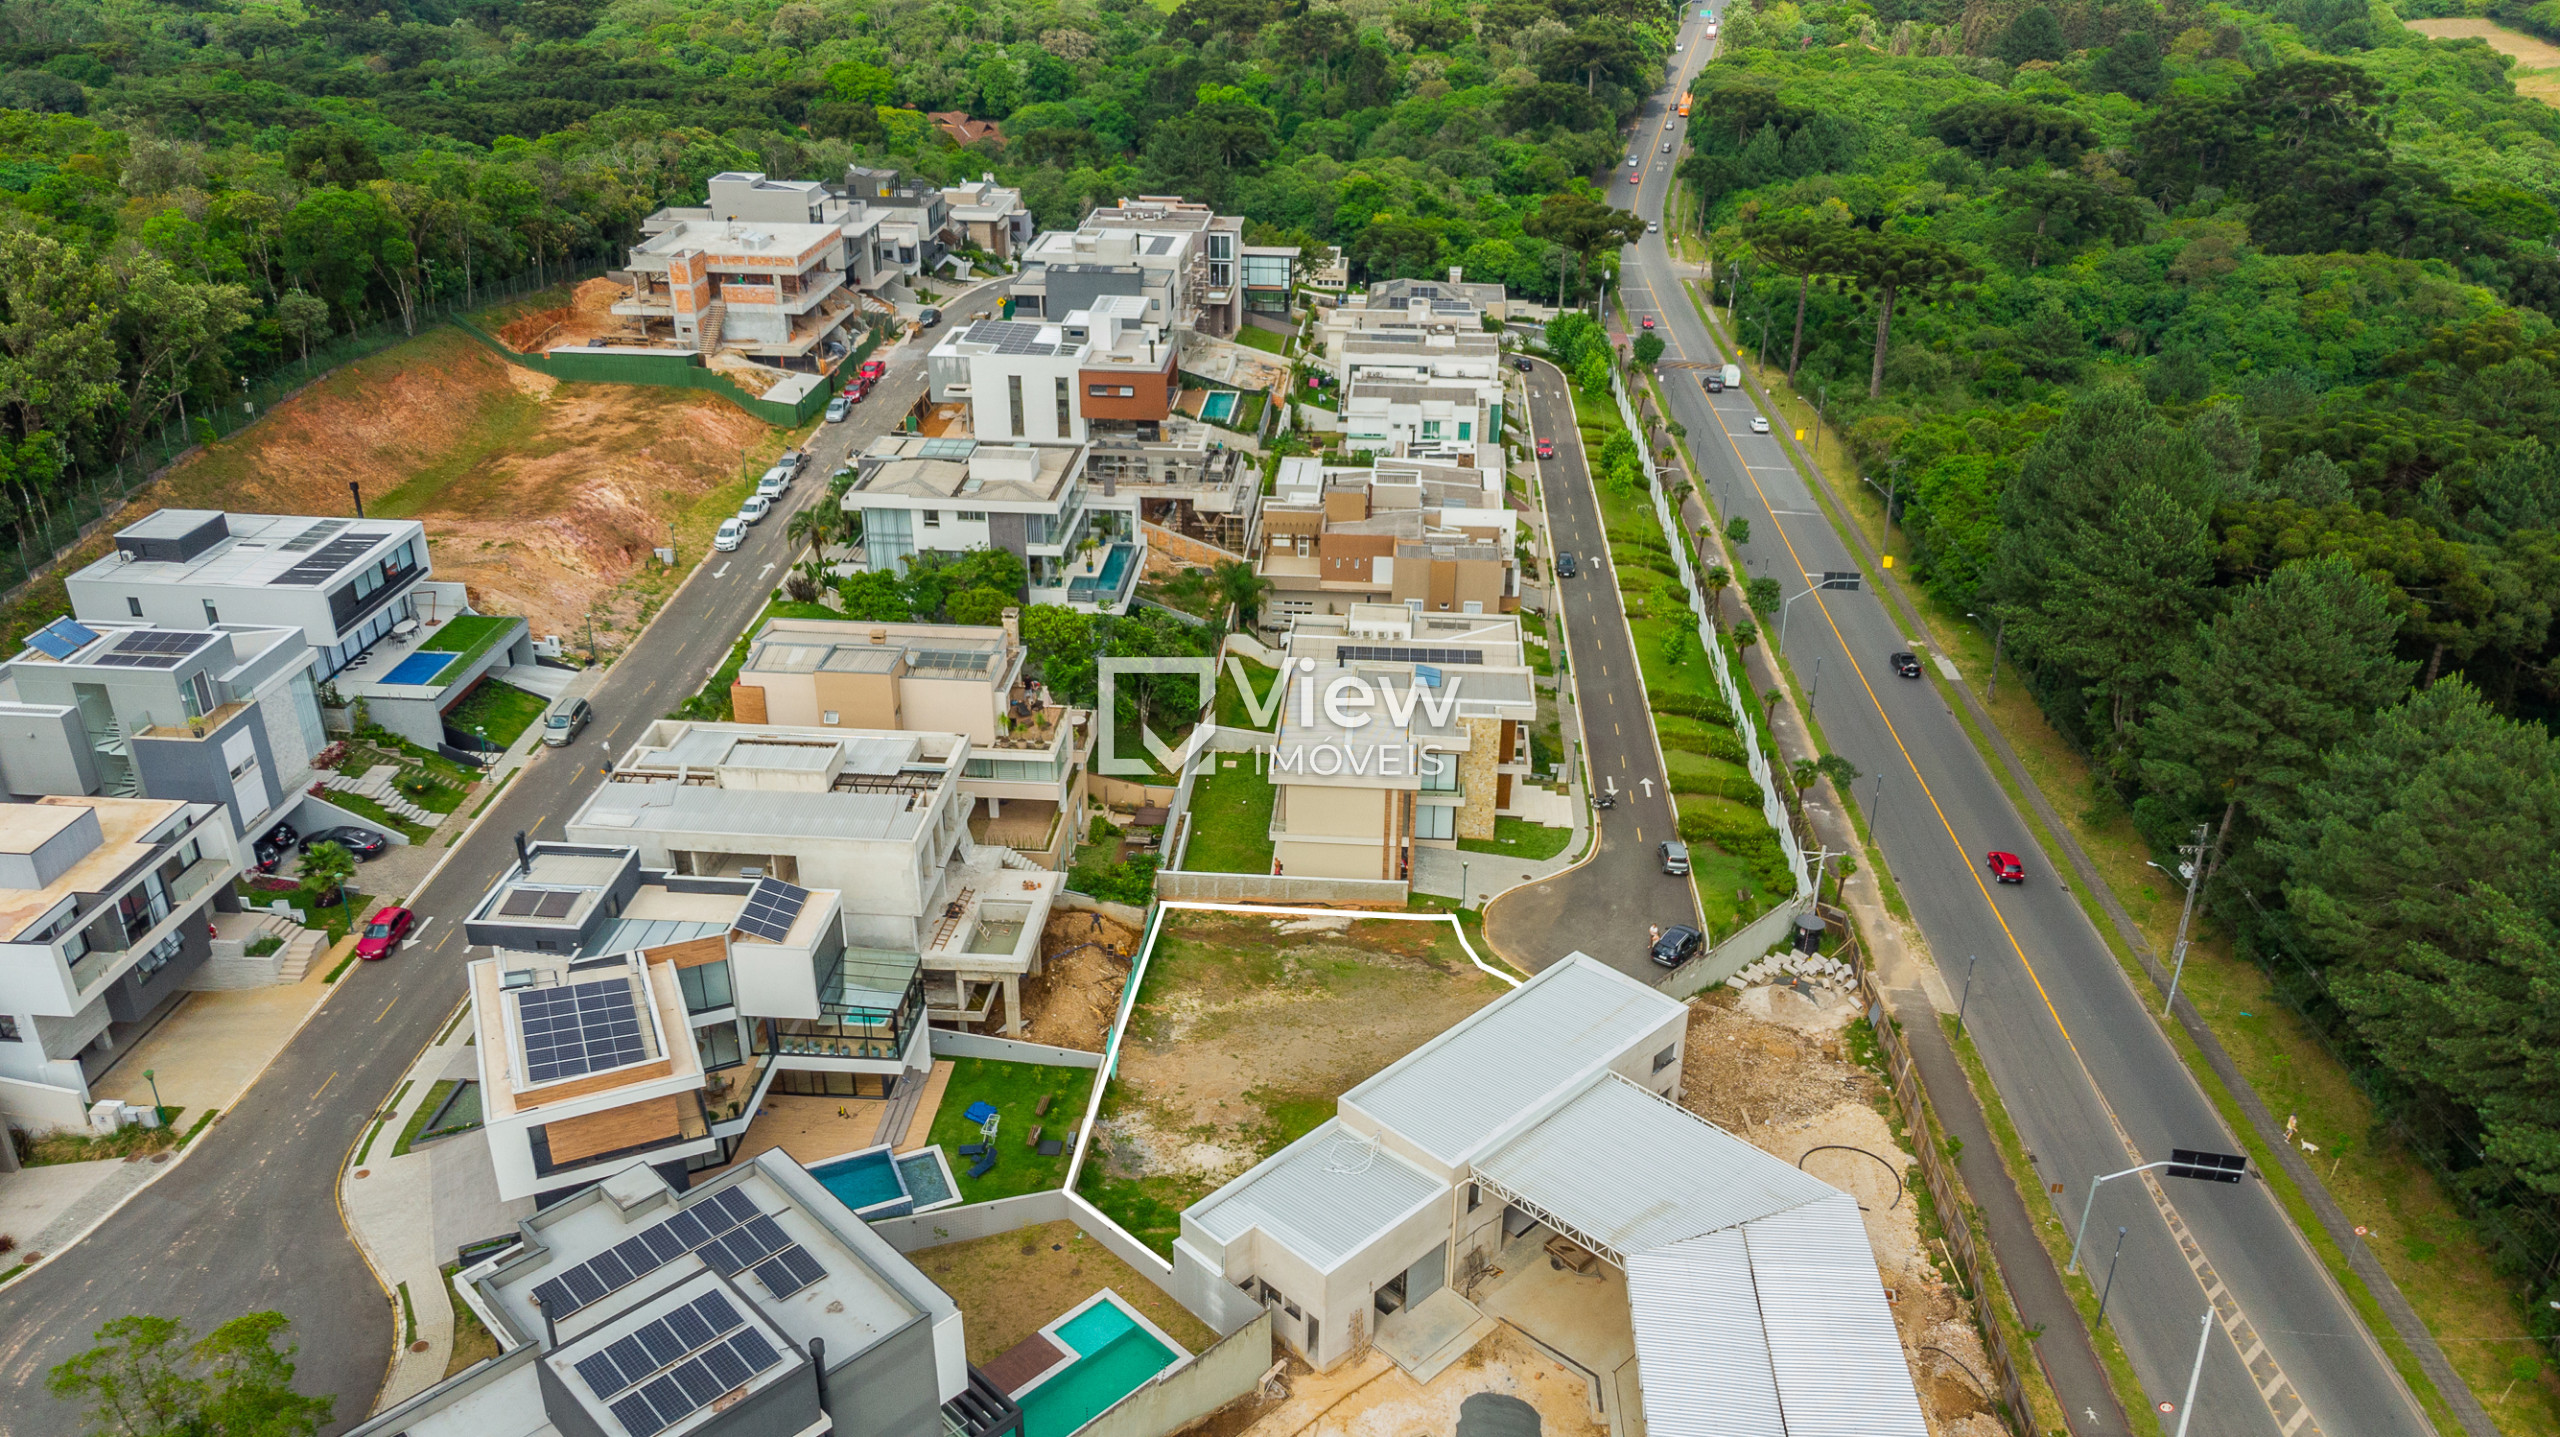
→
(1189, 1119, 1447, 1271)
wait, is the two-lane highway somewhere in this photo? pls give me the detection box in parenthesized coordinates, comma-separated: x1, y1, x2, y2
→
(1600, 18, 2427, 1437)
(0, 296, 983, 1434)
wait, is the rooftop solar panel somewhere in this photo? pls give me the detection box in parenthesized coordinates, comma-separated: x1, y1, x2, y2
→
(667, 1304, 716, 1351)
(671, 1359, 724, 1406)
(497, 889, 543, 916)
(1337, 645, 1488, 666)
(564, 1266, 610, 1306)
(607, 1335, 655, 1388)
(741, 1215, 788, 1253)
(732, 1328, 783, 1374)
(694, 1291, 744, 1330)
(536, 890, 582, 919)
(638, 1323, 687, 1367)
(276, 518, 350, 553)
(610, 1393, 664, 1437)
(756, 1244, 828, 1299)
(733, 879, 810, 943)
(27, 617, 102, 659)
(614, 1235, 668, 1278)
(700, 1342, 753, 1391)
(270, 532, 389, 587)
(695, 1237, 745, 1276)
(665, 1210, 711, 1248)
(517, 977, 643, 1082)
(640, 1375, 690, 1423)
(577, 1353, 626, 1396)
(641, 1226, 687, 1262)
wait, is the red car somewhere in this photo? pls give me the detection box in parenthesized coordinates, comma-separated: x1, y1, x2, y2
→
(1536, 437, 1555, 459)
(357, 905, 415, 960)
(1985, 851, 2025, 884)
(856, 358, 886, 383)
(1641, 316, 1656, 330)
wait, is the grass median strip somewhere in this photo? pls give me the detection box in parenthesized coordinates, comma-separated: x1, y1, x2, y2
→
(355, 1080, 412, 1168)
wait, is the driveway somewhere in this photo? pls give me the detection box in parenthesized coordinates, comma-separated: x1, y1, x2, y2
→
(1482, 361, 1700, 982)
(0, 295, 986, 1434)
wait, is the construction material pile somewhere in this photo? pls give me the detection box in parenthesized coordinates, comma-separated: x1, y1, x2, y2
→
(1726, 951, 1855, 992)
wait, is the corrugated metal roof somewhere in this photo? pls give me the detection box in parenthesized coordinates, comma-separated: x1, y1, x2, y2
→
(1344, 958, 1680, 1165)
(1743, 1192, 1930, 1437)
(1626, 1229, 1785, 1437)
(1188, 1120, 1446, 1270)
(1475, 1074, 1836, 1256)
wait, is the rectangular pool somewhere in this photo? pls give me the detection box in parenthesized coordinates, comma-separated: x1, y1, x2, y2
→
(1198, 390, 1238, 422)
(1014, 1294, 1182, 1437)
(809, 1143, 961, 1219)
(378, 650, 457, 687)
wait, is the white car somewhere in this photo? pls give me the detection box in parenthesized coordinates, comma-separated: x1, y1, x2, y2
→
(1749, 415, 1771, 434)
(1663, 141, 1673, 152)
(756, 473, 788, 502)
(1648, 221, 1660, 233)
(825, 396, 851, 423)
(1627, 155, 1640, 167)
(738, 495, 772, 524)
(713, 518, 745, 552)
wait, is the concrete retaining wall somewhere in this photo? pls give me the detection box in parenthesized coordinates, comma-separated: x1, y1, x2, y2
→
(1081, 1311, 1273, 1437)
(1655, 894, 1811, 999)
(1054, 891, 1151, 930)
(927, 1029, 1102, 1068)
(0, 1073, 94, 1134)
(1154, 871, 1407, 905)
(869, 1190, 1068, 1253)
(288, 790, 416, 846)
(1066, 1189, 1176, 1283)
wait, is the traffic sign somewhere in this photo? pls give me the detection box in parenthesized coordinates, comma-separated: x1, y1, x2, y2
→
(2167, 1148, 2247, 1183)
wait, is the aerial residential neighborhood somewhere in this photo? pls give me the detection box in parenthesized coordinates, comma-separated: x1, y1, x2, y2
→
(4, 3, 2557, 1437)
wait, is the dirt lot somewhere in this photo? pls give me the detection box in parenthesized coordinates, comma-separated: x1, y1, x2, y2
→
(1008, 909, 1143, 1052)
(908, 1219, 1218, 1364)
(1678, 986, 1997, 1436)
(1089, 914, 1508, 1204)
(2405, 19, 2560, 106)
(151, 300, 778, 648)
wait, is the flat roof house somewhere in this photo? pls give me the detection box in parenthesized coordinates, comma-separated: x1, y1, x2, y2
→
(1265, 607, 1538, 880)
(845, 438, 1144, 616)
(2, 618, 326, 838)
(567, 724, 1060, 1034)
(1259, 459, 1518, 625)
(940, 176, 1033, 262)
(0, 796, 241, 1131)
(1169, 956, 1928, 1437)
(1012, 197, 1248, 336)
(729, 615, 1092, 870)
(345, 1155, 1023, 1437)
(1340, 378, 1505, 462)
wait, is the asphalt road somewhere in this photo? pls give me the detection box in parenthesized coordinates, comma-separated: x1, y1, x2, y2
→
(0, 299, 979, 1434)
(1601, 21, 2425, 1437)
(1483, 366, 1702, 980)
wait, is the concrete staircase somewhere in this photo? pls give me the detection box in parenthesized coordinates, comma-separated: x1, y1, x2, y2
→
(320, 764, 434, 824)
(197, 910, 325, 989)
(697, 300, 727, 353)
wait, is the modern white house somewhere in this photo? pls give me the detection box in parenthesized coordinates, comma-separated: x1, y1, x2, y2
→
(1010, 197, 1248, 335)
(844, 438, 1143, 615)
(1, 617, 326, 837)
(0, 795, 243, 1131)
(1169, 956, 1929, 1437)
(565, 723, 1060, 1034)
(343, 1156, 1025, 1437)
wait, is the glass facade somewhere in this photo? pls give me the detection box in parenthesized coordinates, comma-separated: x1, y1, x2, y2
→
(678, 958, 734, 1014)
(865, 507, 915, 572)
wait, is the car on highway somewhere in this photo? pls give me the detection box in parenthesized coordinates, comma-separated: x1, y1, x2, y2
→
(1640, 315, 1655, 329)
(1556, 551, 1578, 578)
(1749, 415, 1770, 433)
(356, 906, 415, 961)
(1630, 171, 1640, 185)
(713, 518, 745, 551)
(1647, 221, 1659, 233)
(1659, 840, 1691, 876)
(1536, 437, 1555, 459)
(302, 825, 388, 860)
(1985, 850, 2026, 884)
(1891, 651, 1923, 679)
(825, 395, 852, 423)
(1627, 155, 1640, 167)
(1662, 141, 1673, 152)
(738, 495, 771, 525)
(1650, 924, 1704, 966)
(1704, 374, 1723, 393)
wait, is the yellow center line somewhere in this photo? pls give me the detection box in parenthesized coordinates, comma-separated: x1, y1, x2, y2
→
(313, 1069, 338, 1100)
(375, 998, 397, 1023)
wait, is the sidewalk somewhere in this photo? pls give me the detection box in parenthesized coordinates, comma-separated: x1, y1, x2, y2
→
(340, 1000, 525, 1408)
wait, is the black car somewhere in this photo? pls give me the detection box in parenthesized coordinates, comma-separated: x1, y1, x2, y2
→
(1556, 551, 1578, 579)
(1650, 924, 1704, 966)
(1704, 375, 1724, 393)
(1514, 356, 1533, 373)
(301, 825, 389, 860)
(250, 840, 284, 875)
(1891, 651, 1923, 679)
(263, 820, 299, 850)
(917, 307, 942, 328)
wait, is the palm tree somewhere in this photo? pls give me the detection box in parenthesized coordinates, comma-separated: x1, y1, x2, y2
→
(1703, 562, 1733, 619)
(1214, 560, 1271, 629)
(785, 504, 837, 563)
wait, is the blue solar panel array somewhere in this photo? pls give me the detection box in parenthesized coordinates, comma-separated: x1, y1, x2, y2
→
(25, 617, 100, 660)
(519, 976, 646, 1083)
(531, 1187, 761, 1319)
(577, 1290, 788, 1436)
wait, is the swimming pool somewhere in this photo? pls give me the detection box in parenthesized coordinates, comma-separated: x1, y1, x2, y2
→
(1198, 390, 1239, 422)
(378, 650, 457, 687)
(809, 1143, 961, 1219)
(1014, 1294, 1184, 1437)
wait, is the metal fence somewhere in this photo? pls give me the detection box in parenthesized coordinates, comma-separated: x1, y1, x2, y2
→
(2, 265, 601, 607)
(448, 317, 882, 428)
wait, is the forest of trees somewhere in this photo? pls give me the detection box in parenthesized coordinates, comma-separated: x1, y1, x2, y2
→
(0, 0, 1675, 554)
(1684, 0, 2560, 1320)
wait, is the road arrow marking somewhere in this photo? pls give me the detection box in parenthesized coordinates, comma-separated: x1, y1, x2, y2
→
(712, 562, 731, 578)
(1639, 778, 1655, 798)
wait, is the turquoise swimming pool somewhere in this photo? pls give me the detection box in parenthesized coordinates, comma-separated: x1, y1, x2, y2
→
(1015, 1297, 1178, 1437)
(1198, 390, 1238, 422)
(809, 1144, 960, 1218)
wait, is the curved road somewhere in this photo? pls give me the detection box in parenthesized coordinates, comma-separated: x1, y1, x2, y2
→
(1604, 19, 2428, 1437)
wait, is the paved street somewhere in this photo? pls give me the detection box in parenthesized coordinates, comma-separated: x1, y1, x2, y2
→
(0, 300, 979, 1434)
(1483, 365, 1700, 980)
(1603, 22, 2426, 1437)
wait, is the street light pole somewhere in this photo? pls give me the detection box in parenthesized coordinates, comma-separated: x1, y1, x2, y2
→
(2161, 821, 2211, 1017)
(1955, 955, 1978, 1034)
(2173, 1309, 2214, 1437)
(2069, 1160, 2176, 1272)
(2095, 1226, 2127, 1327)
(143, 1067, 165, 1125)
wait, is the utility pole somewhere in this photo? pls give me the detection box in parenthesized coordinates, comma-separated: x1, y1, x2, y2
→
(2161, 822, 2211, 1016)
(2095, 1226, 2127, 1327)
(2173, 1309, 2213, 1437)
(1955, 954, 1978, 1033)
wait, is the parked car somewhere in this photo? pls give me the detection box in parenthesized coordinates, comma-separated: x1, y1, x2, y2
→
(917, 307, 942, 328)
(826, 396, 852, 423)
(1650, 924, 1704, 966)
(357, 906, 415, 960)
(756, 466, 791, 498)
(250, 840, 283, 875)
(1536, 437, 1555, 459)
(857, 358, 887, 383)
(1891, 651, 1923, 679)
(713, 518, 745, 552)
(775, 449, 806, 474)
(542, 696, 592, 747)
(1556, 551, 1578, 578)
(738, 495, 771, 525)
(302, 825, 388, 859)
(1659, 840, 1691, 876)
(1749, 415, 1770, 434)
(1985, 850, 2026, 884)
(262, 820, 299, 850)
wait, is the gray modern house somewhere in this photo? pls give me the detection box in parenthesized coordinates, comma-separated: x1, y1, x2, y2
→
(345, 1156, 1023, 1437)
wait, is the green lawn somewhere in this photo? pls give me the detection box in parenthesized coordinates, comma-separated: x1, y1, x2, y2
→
(923, 1057, 1098, 1203)
(446, 678, 548, 750)
(1180, 761, 1277, 873)
(1457, 815, 1573, 860)
(416, 614, 517, 679)
(239, 882, 374, 943)
(1232, 325, 1287, 354)
(1214, 657, 1280, 730)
